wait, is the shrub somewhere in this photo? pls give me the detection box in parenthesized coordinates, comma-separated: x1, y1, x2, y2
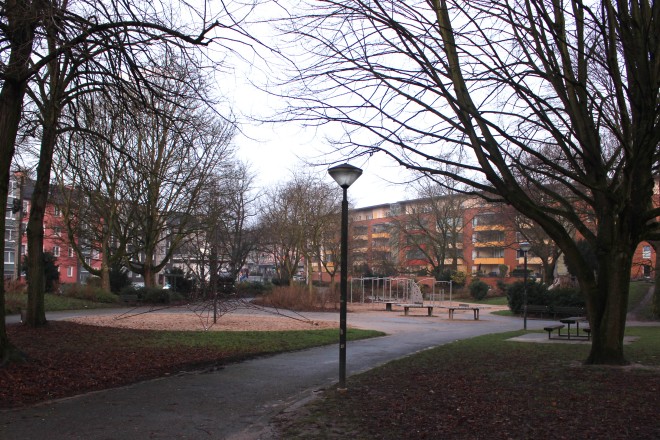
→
(469, 279, 490, 300)
(506, 281, 549, 314)
(547, 287, 585, 307)
(86, 277, 103, 288)
(252, 285, 339, 311)
(60, 283, 118, 303)
(142, 287, 169, 304)
(451, 271, 467, 286)
(236, 281, 272, 296)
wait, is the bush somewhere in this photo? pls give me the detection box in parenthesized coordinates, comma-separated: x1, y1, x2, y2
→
(60, 283, 118, 303)
(252, 285, 339, 311)
(546, 287, 585, 307)
(236, 281, 272, 296)
(506, 281, 549, 314)
(469, 279, 490, 300)
(451, 271, 467, 286)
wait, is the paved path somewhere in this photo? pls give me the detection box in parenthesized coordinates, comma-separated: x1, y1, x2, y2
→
(0, 306, 579, 439)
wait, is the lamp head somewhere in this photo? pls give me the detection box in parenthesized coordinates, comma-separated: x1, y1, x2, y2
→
(520, 242, 532, 252)
(328, 163, 363, 189)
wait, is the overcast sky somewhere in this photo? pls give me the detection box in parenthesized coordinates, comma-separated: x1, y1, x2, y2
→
(216, 2, 414, 209)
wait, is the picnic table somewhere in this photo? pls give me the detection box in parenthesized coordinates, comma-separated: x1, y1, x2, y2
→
(558, 316, 590, 340)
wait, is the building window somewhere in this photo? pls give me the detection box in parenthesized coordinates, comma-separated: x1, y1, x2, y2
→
(5, 229, 14, 242)
(54, 226, 62, 237)
(92, 249, 100, 259)
(68, 247, 74, 257)
(5, 206, 15, 220)
(4, 251, 15, 264)
(642, 245, 652, 259)
(21, 245, 26, 256)
(53, 246, 60, 257)
(54, 205, 62, 216)
(67, 266, 74, 277)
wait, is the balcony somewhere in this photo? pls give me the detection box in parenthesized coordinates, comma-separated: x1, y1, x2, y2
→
(473, 257, 505, 265)
(473, 224, 506, 231)
(472, 241, 505, 248)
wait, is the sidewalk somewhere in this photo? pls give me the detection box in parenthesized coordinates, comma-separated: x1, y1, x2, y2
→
(1, 306, 527, 440)
(3, 304, 656, 439)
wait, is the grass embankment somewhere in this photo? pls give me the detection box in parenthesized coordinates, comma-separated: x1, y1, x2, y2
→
(277, 327, 660, 439)
(4, 292, 119, 315)
(1, 322, 383, 408)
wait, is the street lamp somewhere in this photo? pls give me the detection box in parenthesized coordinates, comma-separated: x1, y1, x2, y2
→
(328, 163, 363, 391)
(520, 241, 532, 330)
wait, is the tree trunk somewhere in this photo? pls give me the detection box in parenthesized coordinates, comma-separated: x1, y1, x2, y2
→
(541, 258, 556, 286)
(0, 0, 38, 364)
(25, 121, 58, 327)
(583, 248, 632, 365)
(652, 241, 660, 319)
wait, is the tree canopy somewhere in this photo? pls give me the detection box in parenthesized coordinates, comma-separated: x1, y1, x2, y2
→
(278, 0, 660, 364)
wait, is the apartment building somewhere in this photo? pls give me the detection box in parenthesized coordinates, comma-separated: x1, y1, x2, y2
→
(339, 193, 656, 283)
(4, 173, 101, 284)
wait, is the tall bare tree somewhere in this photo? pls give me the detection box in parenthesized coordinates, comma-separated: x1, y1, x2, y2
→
(53, 96, 136, 292)
(390, 182, 467, 279)
(122, 63, 235, 287)
(260, 173, 339, 285)
(0, 0, 249, 362)
(280, 1, 660, 364)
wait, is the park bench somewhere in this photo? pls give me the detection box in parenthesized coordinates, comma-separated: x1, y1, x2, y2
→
(395, 282, 434, 316)
(397, 303, 434, 316)
(525, 305, 550, 318)
(445, 304, 483, 320)
(543, 324, 565, 339)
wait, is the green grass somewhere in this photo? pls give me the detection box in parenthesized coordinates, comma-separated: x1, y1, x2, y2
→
(4, 292, 118, 315)
(473, 295, 508, 306)
(277, 326, 660, 439)
(147, 328, 383, 354)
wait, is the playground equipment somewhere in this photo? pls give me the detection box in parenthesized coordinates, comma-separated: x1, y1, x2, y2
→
(349, 277, 453, 306)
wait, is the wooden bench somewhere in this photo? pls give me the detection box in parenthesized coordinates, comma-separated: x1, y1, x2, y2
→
(526, 305, 550, 317)
(445, 304, 482, 320)
(397, 303, 434, 316)
(543, 324, 565, 339)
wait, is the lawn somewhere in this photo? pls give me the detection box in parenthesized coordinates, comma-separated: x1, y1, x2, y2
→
(275, 327, 660, 439)
(0, 321, 383, 409)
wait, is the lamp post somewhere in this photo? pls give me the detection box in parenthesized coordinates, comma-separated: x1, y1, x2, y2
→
(520, 241, 532, 330)
(328, 163, 363, 391)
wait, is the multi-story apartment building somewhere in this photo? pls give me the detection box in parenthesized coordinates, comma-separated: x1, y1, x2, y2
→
(334, 192, 657, 284)
(4, 173, 102, 284)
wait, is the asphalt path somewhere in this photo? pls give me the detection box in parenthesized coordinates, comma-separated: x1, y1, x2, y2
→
(0, 306, 550, 440)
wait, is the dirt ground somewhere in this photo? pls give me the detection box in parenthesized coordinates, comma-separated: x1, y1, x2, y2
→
(63, 302, 499, 332)
(65, 312, 339, 332)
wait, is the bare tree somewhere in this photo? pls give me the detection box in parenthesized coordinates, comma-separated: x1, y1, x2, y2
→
(53, 96, 136, 292)
(280, 1, 660, 364)
(390, 182, 467, 279)
(0, 0, 250, 362)
(178, 161, 260, 297)
(260, 173, 339, 285)
(122, 63, 236, 287)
